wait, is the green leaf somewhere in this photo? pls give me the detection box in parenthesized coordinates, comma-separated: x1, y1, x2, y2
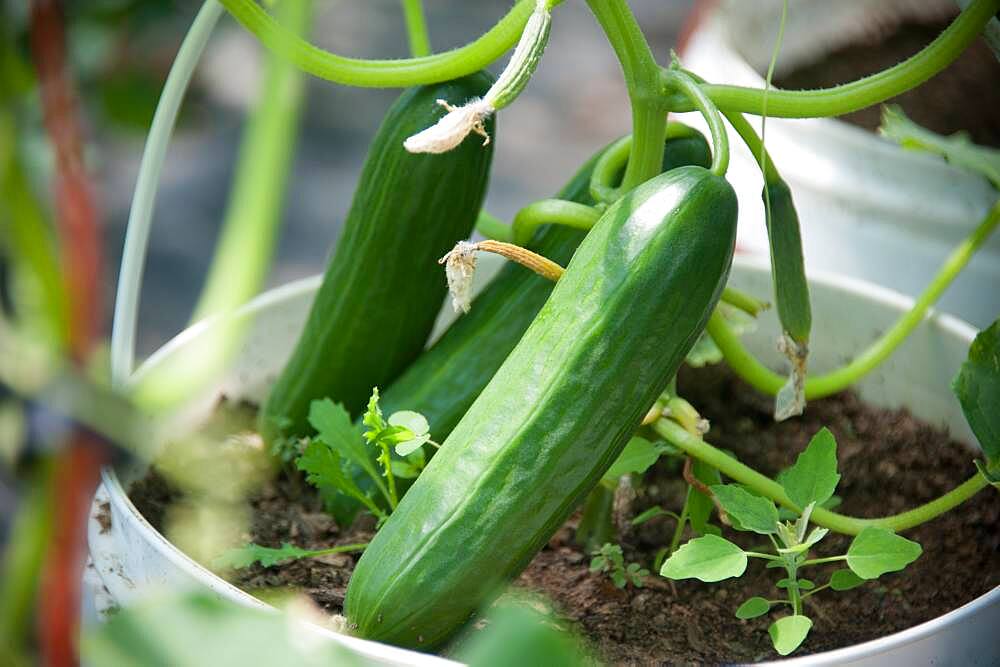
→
(780, 428, 841, 509)
(395, 433, 430, 456)
(797, 579, 815, 590)
(880, 105, 1000, 189)
(952, 321, 1000, 463)
(631, 506, 675, 526)
(688, 460, 721, 535)
(829, 569, 865, 591)
(387, 410, 429, 436)
(768, 615, 813, 656)
(602, 437, 660, 483)
(847, 527, 922, 579)
(296, 440, 371, 510)
(361, 387, 386, 437)
(660, 534, 747, 582)
(390, 459, 421, 479)
(735, 597, 771, 619)
(307, 399, 379, 481)
(710, 484, 778, 535)
(458, 599, 593, 667)
(213, 542, 314, 569)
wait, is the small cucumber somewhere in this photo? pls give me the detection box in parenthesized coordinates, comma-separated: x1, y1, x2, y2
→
(763, 178, 811, 344)
(345, 165, 737, 648)
(260, 73, 495, 446)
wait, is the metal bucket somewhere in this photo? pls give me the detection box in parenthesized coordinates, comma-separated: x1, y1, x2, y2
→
(86, 257, 999, 665)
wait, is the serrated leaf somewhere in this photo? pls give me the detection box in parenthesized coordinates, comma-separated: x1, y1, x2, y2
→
(829, 569, 865, 591)
(308, 399, 378, 481)
(769, 615, 812, 656)
(736, 597, 771, 619)
(710, 484, 778, 534)
(602, 437, 661, 483)
(952, 321, 1000, 463)
(847, 527, 922, 579)
(213, 542, 312, 569)
(296, 440, 369, 509)
(395, 433, 430, 456)
(780, 428, 841, 509)
(660, 534, 747, 582)
(388, 410, 429, 436)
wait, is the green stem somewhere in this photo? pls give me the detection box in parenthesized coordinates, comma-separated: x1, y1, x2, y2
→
(308, 542, 368, 557)
(800, 555, 847, 567)
(661, 0, 1000, 117)
(192, 0, 311, 322)
(589, 135, 632, 204)
(708, 201, 1000, 399)
(380, 443, 399, 509)
(400, 0, 431, 57)
(219, 0, 546, 87)
(668, 489, 692, 554)
(512, 199, 601, 246)
(801, 583, 830, 599)
(653, 418, 991, 535)
(576, 484, 616, 552)
(721, 286, 769, 317)
(720, 108, 780, 184)
(111, 0, 224, 388)
(585, 0, 666, 190)
(475, 210, 513, 242)
(662, 69, 729, 176)
(744, 550, 781, 561)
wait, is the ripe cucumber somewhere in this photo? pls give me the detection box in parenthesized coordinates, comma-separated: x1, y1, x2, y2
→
(345, 165, 738, 648)
(375, 123, 711, 436)
(260, 73, 495, 445)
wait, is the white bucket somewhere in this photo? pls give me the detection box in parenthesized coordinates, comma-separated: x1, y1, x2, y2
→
(87, 257, 999, 665)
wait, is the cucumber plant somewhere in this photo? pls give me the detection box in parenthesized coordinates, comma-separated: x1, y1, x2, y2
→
(660, 429, 923, 656)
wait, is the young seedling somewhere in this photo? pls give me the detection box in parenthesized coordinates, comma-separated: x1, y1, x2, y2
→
(214, 541, 367, 570)
(590, 543, 649, 589)
(660, 428, 922, 656)
(294, 389, 437, 525)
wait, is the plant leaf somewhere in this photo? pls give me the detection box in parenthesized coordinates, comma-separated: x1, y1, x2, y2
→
(660, 534, 747, 582)
(780, 428, 841, 509)
(213, 542, 313, 569)
(307, 399, 378, 481)
(395, 433, 430, 456)
(829, 569, 865, 591)
(710, 484, 778, 535)
(296, 440, 370, 510)
(846, 527, 922, 579)
(388, 410, 429, 436)
(361, 387, 385, 437)
(602, 436, 660, 483)
(769, 615, 813, 656)
(688, 460, 721, 535)
(390, 460, 421, 479)
(952, 321, 1000, 464)
(631, 506, 676, 526)
(736, 597, 771, 619)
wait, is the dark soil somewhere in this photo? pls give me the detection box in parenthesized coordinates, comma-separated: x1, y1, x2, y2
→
(131, 365, 999, 664)
(774, 16, 1000, 148)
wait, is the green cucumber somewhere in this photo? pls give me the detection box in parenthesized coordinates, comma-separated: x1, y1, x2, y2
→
(260, 73, 495, 446)
(763, 178, 811, 344)
(345, 165, 737, 648)
(375, 123, 711, 436)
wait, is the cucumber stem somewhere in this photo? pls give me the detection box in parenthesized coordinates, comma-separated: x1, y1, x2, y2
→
(661, 69, 729, 177)
(511, 199, 601, 246)
(659, 0, 1000, 118)
(400, 0, 431, 58)
(708, 200, 1000, 399)
(653, 418, 992, 535)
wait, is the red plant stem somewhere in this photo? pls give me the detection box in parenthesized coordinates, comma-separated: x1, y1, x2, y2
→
(29, 2, 107, 666)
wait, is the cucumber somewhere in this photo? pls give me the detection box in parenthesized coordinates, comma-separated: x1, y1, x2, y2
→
(762, 178, 811, 344)
(345, 165, 737, 648)
(375, 123, 711, 436)
(260, 73, 495, 446)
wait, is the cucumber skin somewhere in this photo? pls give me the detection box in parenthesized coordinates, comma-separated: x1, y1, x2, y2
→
(345, 166, 738, 648)
(375, 126, 712, 436)
(260, 73, 496, 444)
(763, 178, 811, 344)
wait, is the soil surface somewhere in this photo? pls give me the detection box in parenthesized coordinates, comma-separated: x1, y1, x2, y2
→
(774, 16, 1000, 148)
(131, 365, 1000, 664)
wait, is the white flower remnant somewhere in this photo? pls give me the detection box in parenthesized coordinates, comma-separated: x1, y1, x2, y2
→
(404, 0, 551, 154)
(403, 98, 494, 154)
(774, 334, 808, 421)
(439, 241, 479, 314)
